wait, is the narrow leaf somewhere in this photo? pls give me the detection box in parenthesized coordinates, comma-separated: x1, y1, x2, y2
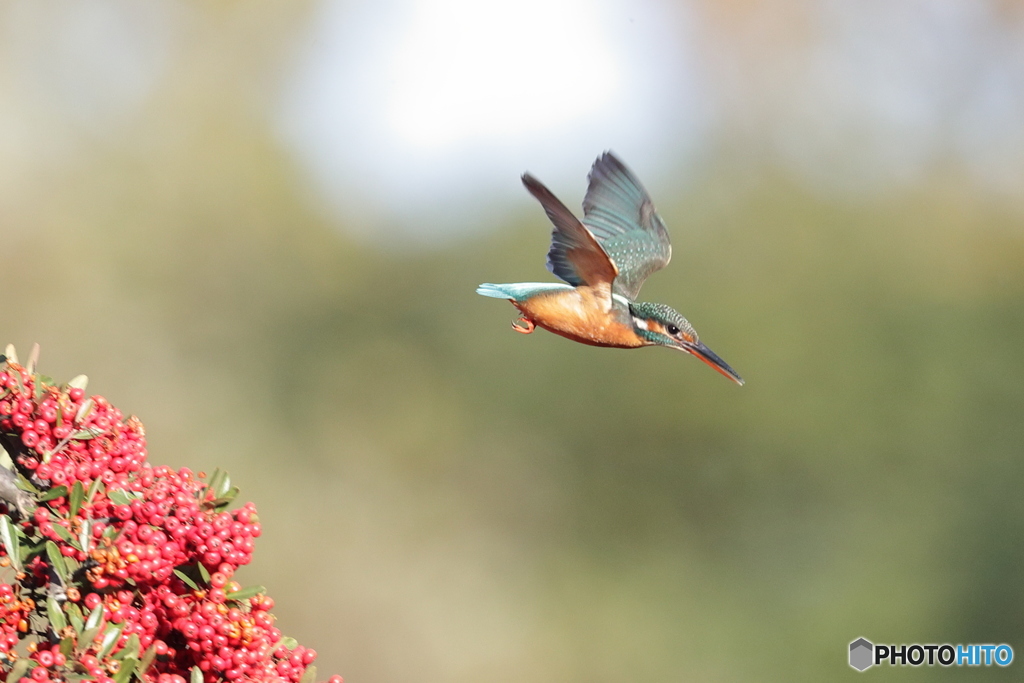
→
(8, 658, 31, 683)
(51, 523, 81, 550)
(26, 343, 40, 374)
(85, 603, 105, 630)
(60, 636, 74, 657)
(113, 656, 137, 683)
(174, 568, 199, 591)
(215, 471, 231, 499)
(75, 398, 94, 425)
(0, 514, 22, 572)
(69, 481, 85, 518)
(226, 585, 266, 602)
(67, 602, 84, 634)
(47, 595, 67, 632)
(38, 485, 69, 502)
(197, 562, 211, 584)
(46, 540, 69, 582)
(67, 375, 89, 391)
(299, 665, 317, 683)
(86, 477, 104, 504)
(79, 519, 91, 553)
(108, 489, 140, 506)
(139, 644, 158, 675)
(114, 633, 140, 661)
(191, 666, 203, 683)
(97, 623, 124, 659)
(16, 472, 39, 493)
(20, 538, 45, 564)
(78, 625, 102, 655)
(4, 344, 17, 365)
(212, 487, 240, 510)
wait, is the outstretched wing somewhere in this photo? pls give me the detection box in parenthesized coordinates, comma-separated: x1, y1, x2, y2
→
(522, 173, 618, 289)
(582, 152, 672, 300)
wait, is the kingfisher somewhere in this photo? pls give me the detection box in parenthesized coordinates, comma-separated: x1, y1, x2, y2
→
(477, 152, 743, 385)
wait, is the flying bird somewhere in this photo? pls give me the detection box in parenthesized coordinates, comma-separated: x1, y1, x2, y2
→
(477, 152, 743, 385)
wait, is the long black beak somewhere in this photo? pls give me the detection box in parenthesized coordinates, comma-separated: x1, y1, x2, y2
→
(685, 340, 745, 385)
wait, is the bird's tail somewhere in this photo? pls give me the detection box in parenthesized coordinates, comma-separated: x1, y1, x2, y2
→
(476, 283, 516, 300)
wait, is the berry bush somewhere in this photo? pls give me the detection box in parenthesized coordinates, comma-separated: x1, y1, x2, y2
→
(0, 345, 342, 683)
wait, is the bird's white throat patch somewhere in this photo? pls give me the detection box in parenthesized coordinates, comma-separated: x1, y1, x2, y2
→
(632, 317, 649, 331)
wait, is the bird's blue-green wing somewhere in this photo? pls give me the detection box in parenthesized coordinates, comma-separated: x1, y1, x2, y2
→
(582, 152, 672, 300)
(522, 173, 618, 289)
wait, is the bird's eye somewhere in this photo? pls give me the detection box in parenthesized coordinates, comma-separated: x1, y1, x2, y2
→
(667, 324, 680, 336)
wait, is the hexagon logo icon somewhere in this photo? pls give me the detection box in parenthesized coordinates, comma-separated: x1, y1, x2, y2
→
(850, 638, 874, 671)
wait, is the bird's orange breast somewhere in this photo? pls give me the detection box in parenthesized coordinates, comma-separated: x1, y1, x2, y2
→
(514, 287, 644, 348)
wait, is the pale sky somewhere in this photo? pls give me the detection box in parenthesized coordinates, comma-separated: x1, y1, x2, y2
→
(276, 0, 705, 243)
(1, 0, 1022, 245)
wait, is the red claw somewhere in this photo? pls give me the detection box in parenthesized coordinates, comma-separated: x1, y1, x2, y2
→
(512, 317, 536, 334)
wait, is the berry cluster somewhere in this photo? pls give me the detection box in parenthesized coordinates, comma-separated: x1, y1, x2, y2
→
(0, 347, 341, 683)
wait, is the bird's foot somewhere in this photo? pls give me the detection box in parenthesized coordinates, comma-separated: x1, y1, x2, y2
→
(511, 316, 536, 334)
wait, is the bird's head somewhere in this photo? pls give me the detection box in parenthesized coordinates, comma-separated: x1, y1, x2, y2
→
(629, 302, 744, 385)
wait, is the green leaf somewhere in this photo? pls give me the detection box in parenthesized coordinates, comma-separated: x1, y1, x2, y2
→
(71, 428, 104, 440)
(47, 595, 67, 632)
(26, 344, 40, 374)
(8, 657, 32, 683)
(299, 665, 317, 683)
(20, 539, 45, 565)
(0, 514, 22, 572)
(191, 666, 203, 683)
(113, 656, 137, 683)
(67, 375, 89, 391)
(69, 481, 85, 518)
(51, 523, 81, 550)
(66, 602, 84, 634)
(139, 644, 158, 675)
(226, 585, 266, 602)
(97, 623, 124, 659)
(46, 540, 69, 582)
(79, 519, 91, 553)
(197, 562, 211, 584)
(16, 472, 39, 493)
(38, 485, 69, 502)
(78, 624, 102, 655)
(86, 477, 104, 504)
(60, 635, 75, 657)
(278, 636, 298, 650)
(211, 487, 240, 510)
(113, 633, 140, 661)
(174, 568, 199, 591)
(108, 489, 141, 506)
(206, 468, 224, 493)
(75, 398, 94, 425)
(215, 471, 231, 499)
(85, 603, 105, 631)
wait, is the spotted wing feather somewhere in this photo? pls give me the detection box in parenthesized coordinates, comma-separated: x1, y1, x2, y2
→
(582, 152, 672, 300)
(522, 173, 618, 289)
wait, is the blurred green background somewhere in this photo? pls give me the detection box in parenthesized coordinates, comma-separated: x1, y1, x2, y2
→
(2, 1, 1024, 681)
